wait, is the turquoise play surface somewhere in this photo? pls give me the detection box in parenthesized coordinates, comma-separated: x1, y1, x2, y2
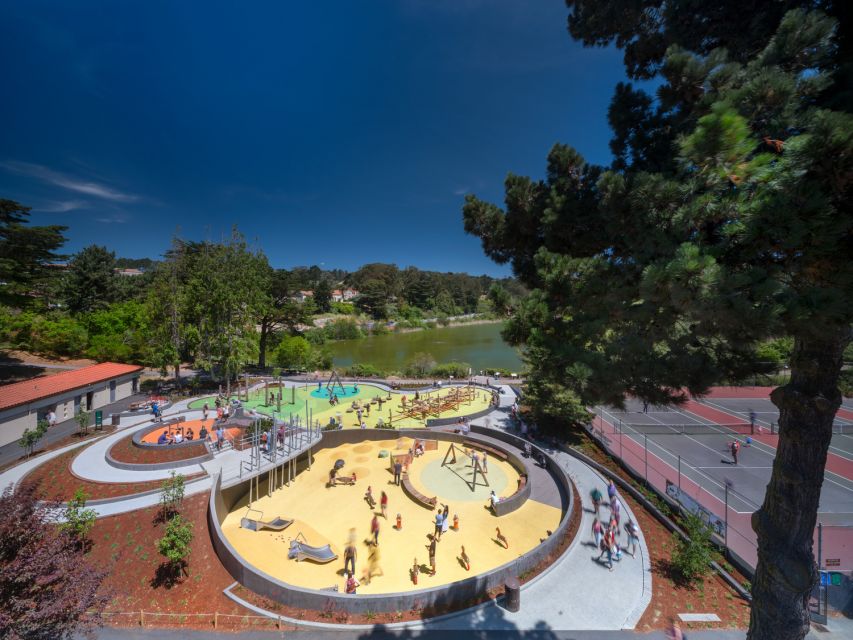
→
(310, 384, 361, 399)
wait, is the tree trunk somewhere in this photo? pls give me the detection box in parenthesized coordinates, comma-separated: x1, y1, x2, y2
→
(174, 362, 180, 383)
(259, 322, 269, 369)
(749, 327, 851, 640)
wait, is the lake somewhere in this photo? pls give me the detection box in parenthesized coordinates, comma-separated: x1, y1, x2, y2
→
(327, 322, 524, 373)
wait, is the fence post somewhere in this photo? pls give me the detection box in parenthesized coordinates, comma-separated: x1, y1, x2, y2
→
(644, 434, 648, 485)
(818, 522, 822, 569)
(214, 612, 218, 629)
(140, 610, 144, 627)
(724, 482, 729, 548)
(677, 455, 681, 493)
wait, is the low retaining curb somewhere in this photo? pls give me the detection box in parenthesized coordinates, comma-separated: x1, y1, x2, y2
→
(208, 428, 577, 615)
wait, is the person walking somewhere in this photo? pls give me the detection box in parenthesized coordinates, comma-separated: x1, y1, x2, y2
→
(434, 511, 444, 541)
(597, 527, 615, 571)
(393, 461, 403, 486)
(666, 618, 684, 640)
(370, 514, 380, 546)
(380, 491, 388, 519)
(592, 518, 604, 549)
(731, 439, 740, 465)
(482, 451, 488, 473)
(590, 486, 603, 517)
(215, 425, 224, 451)
(364, 544, 383, 584)
(610, 496, 622, 532)
(624, 519, 640, 558)
(607, 479, 617, 504)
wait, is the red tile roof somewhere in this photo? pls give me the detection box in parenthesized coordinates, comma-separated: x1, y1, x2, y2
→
(0, 362, 143, 412)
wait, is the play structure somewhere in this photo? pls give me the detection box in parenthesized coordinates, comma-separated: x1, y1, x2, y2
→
(288, 536, 338, 564)
(388, 385, 478, 424)
(442, 442, 489, 492)
(240, 511, 294, 532)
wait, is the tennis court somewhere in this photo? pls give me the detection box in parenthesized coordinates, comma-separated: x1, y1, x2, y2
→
(591, 388, 853, 570)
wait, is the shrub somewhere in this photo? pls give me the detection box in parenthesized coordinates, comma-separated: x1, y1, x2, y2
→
(156, 514, 194, 575)
(431, 362, 470, 379)
(159, 471, 186, 520)
(75, 409, 91, 436)
(325, 318, 363, 340)
(671, 512, 714, 584)
(18, 419, 49, 457)
(59, 488, 97, 550)
(404, 352, 436, 378)
(344, 363, 385, 377)
(30, 315, 88, 357)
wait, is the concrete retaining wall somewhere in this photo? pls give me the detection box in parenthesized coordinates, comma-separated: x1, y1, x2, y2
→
(208, 428, 576, 614)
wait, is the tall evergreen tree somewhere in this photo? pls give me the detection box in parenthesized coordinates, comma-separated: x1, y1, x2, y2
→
(464, 7, 851, 640)
(0, 199, 67, 308)
(64, 245, 118, 313)
(313, 277, 333, 313)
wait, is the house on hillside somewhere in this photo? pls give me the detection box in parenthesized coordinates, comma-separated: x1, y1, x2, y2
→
(292, 290, 314, 303)
(115, 268, 144, 277)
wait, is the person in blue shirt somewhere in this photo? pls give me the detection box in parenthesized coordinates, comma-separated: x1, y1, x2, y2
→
(157, 430, 169, 445)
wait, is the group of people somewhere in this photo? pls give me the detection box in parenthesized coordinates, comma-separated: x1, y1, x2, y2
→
(156, 426, 198, 445)
(591, 480, 640, 571)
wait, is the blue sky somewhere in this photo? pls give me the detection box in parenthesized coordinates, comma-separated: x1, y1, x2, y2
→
(0, 0, 633, 276)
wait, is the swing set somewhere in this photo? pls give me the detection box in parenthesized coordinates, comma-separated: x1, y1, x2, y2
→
(441, 442, 489, 492)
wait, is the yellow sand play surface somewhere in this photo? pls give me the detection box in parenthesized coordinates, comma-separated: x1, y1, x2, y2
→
(312, 385, 493, 429)
(221, 438, 563, 594)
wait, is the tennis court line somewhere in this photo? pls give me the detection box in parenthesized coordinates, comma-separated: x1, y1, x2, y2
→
(699, 397, 853, 462)
(596, 409, 758, 514)
(692, 399, 853, 488)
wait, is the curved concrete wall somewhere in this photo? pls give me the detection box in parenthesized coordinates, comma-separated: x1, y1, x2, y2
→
(208, 428, 576, 614)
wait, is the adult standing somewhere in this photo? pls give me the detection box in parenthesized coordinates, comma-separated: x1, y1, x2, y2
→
(380, 491, 388, 519)
(433, 511, 444, 541)
(344, 539, 357, 576)
(428, 535, 437, 575)
(393, 461, 403, 486)
(731, 439, 740, 465)
(441, 504, 450, 537)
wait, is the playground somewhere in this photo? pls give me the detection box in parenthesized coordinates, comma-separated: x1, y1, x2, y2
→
(219, 436, 563, 594)
(189, 380, 494, 429)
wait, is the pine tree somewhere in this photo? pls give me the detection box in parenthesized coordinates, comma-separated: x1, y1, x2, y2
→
(464, 8, 851, 640)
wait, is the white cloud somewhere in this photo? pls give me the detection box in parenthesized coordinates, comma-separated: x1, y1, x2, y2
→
(35, 200, 88, 213)
(453, 186, 470, 196)
(1, 161, 139, 203)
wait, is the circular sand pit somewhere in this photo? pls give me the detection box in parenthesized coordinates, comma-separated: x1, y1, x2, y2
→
(354, 455, 369, 463)
(353, 443, 373, 453)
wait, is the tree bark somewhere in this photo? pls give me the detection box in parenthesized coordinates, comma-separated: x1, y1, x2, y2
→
(749, 327, 851, 640)
(259, 322, 269, 369)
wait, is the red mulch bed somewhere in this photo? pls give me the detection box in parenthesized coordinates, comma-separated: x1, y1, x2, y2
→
(19, 448, 205, 502)
(572, 434, 751, 631)
(109, 433, 209, 465)
(88, 493, 283, 631)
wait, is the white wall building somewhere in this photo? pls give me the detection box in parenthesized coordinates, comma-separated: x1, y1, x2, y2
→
(0, 362, 143, 448)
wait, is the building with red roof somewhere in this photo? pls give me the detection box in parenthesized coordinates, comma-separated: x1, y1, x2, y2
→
(0, 362, 143, 447)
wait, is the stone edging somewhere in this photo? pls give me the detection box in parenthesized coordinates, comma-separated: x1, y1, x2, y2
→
(208, 428, 577, 615)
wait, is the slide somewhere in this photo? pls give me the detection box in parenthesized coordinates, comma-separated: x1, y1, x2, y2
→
(288, 539, 338, 563)
(240, 516, 294, 532)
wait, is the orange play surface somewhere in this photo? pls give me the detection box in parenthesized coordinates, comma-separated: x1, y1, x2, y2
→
(140, 419, 233, 444)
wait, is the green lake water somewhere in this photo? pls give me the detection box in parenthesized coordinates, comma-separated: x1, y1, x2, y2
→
(327, 322, 524, 373)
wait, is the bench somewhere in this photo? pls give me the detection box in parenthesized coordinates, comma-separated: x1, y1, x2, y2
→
(463, 440, 508, 461)
(401, 473, 437, 510)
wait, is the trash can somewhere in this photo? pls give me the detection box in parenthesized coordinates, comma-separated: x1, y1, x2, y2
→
(111, 413, 120, 426)
(504, 576, 520, 612)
